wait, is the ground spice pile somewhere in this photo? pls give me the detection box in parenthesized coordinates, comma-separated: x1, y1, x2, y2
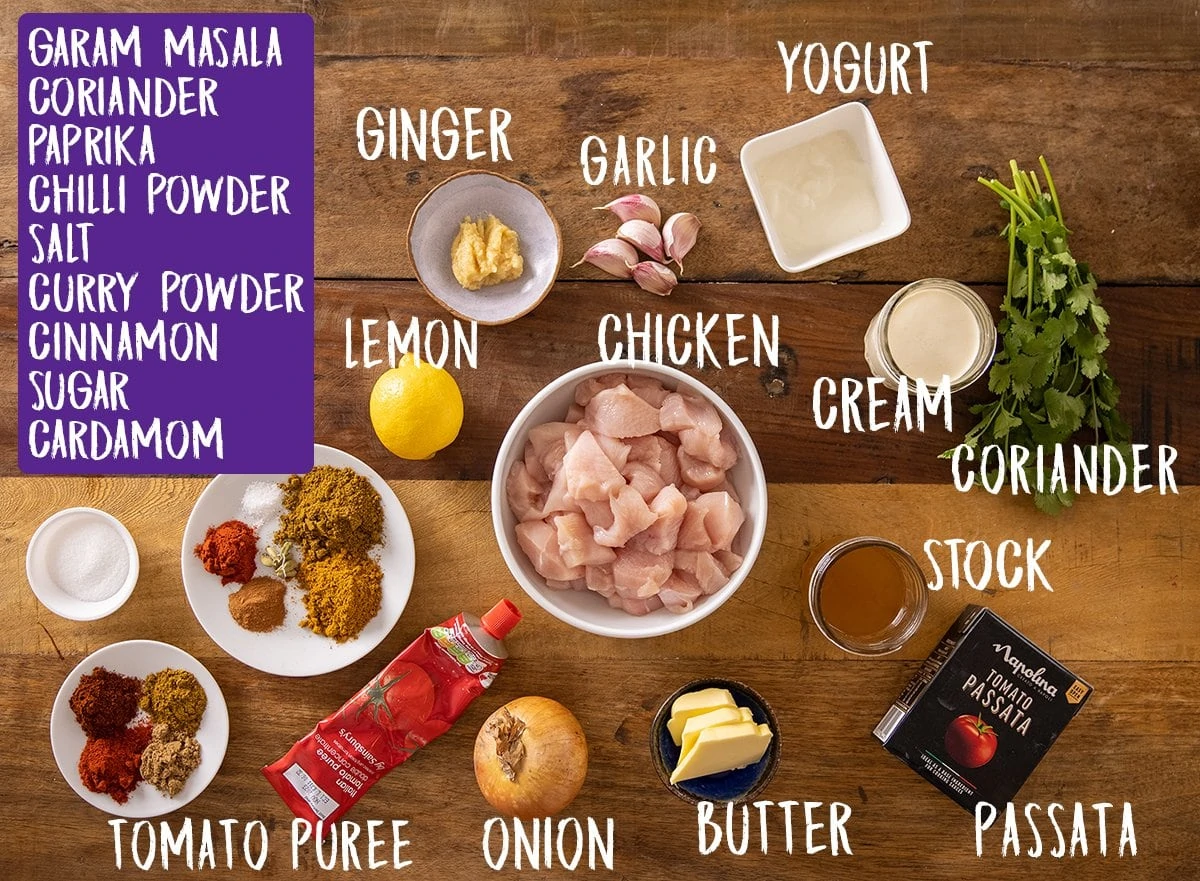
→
(228, 577, 287, 632)
(194, 519, 258, 585)
(141, 668, 207, 736)
(69, 666, 141, 738)
(276, 466, 383, 561)
(140, 724, 202, 797)
(78, 722, 152, 804)
(275, 465, 385, 641)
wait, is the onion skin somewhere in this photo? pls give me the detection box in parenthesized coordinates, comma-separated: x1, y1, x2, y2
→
(473, 696, 588, 818)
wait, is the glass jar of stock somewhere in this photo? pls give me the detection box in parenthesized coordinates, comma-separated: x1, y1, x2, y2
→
(803, 537, 928, 656)
(864, 278, 996, 393)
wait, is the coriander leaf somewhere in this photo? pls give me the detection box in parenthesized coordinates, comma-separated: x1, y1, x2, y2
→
(1044, 388, 1086, 433)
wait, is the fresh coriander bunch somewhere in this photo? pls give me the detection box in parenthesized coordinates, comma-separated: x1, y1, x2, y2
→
(948, 157, 1131, 514)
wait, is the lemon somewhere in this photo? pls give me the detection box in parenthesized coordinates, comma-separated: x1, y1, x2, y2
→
(369, 354, 464, 460)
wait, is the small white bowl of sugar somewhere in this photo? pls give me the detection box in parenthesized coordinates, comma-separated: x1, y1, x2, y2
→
(26, 507, 139, 621)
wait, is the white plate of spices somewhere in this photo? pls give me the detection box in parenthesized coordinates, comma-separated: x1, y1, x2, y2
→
(180, 444, 416, 677)
(50, 639, 229, 818)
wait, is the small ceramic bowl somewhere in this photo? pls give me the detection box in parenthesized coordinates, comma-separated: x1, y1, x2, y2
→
(650, 678, 781, 804)
(491, 361, 768, 639)
(740, 101, 909, 272)
(26, 507, 139, 621)
(408, 170, 562, 325)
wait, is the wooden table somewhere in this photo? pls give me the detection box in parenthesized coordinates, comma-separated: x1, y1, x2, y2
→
(2, 3, 1198, 878)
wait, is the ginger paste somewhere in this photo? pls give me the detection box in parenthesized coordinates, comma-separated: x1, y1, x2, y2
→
(451, 214, 524, 290)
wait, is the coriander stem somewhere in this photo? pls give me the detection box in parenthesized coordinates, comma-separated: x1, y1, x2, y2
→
(978, 178, 1037, 224)
(1039, 156, 1064, 224)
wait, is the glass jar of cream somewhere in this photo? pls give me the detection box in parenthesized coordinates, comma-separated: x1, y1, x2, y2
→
(864, 278, 996, 392)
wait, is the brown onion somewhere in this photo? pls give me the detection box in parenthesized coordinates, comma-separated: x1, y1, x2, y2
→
(473, 696, 588, 818)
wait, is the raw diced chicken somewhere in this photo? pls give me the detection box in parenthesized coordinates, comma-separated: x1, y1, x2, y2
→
(555, 513, 617, 568)
(585, 564, 616, 597)
(584, 385, 662, 438)
(541, 466, 581, 517)
(627, 375, 672, 406)
(578, 498, 615, 530)
(528, 422, 582, 480)
(659, 572, 704, 613)
(508, 374, 750, 618)
(623, 461, 666, 502)
(612, 548, 673, 598)
(677, 449, 727, 491)
(639, 484, 688, 554)
(506, 460, 546, 522)
(659, 391, 722, 436)
(675, 549, 732, 594)
(515, 520, 585, 582)
(595, 433, 631, 471)
(574, 373, 627, 406)
(593, 485, 657, 547)
(562, 430, 625, 501)
(606, 592, 664, 616)
(677, 492, 745, 553)
(627, 435, 681, 486)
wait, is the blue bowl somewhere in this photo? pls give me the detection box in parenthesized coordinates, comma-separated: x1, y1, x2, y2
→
(649, 678, 780, 804)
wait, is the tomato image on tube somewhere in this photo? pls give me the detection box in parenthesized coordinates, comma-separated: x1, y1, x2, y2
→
(264, 600, 522, 826)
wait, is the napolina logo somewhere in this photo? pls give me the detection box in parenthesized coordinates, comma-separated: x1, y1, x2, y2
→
(992, 643, 1059, 698)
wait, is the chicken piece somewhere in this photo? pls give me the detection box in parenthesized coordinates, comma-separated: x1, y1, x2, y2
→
(659, 391, 722, 436)
(515, 520, 585, 582)
(612, 548, 673, 599)
(714, 549, 744, 575)
(627, 435, 682, 486)
(540, 466, 581, 517)
(554, 513, 617, 568)
(565, 402, 586, 422)
(522, 441, 548, 485)
(574, 373, 628, 406)
(622, 461, 666, 502)
(638, 484, 688, 554)
(595, 433, 631, 471)
(677, 448, 727, 491)
(578, 498, 615, 531)
(593, 485, 658, 547)
(528, 422, 583, 481)
(677, 492, 745, 553)
(506, 460, 546, 522)
(675, 550, 732, 594)
(627, 375, 671, 407)
(679, 429, 738, 470)
(585, 564, 617, 597)
(659, 572, 704, 613)
(546, 578, 587, 591)
(584, 384, 663, 439)
(606, 592, 664, 616)
(562, 430, 625, 502)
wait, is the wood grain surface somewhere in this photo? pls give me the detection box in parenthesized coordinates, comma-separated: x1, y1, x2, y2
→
(3, 1, 1199, 879)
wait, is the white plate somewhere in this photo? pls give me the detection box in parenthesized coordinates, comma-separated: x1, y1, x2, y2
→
(50, 639, 229, 818)
(181, 444, 415, 677)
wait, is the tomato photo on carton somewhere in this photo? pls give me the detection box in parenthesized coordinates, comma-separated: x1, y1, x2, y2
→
(944, 714, 998, 768)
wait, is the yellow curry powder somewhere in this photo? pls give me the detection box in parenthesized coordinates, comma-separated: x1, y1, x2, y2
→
(451, 214, 523, 291)
(300, 552, 383, 642)
(276, 465, 383, 562)
(140, 668, 208, 736)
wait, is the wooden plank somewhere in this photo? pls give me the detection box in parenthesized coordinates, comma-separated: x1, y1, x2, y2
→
(2, 60, 1199, 282)
(4, 478, 1197, 663)
(4, 279, 1195, 484)
(6, 0, 1199, 61)
(1, 653, 1194, 879)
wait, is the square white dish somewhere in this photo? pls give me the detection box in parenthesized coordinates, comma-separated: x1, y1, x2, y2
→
(740, 102, 910, 273)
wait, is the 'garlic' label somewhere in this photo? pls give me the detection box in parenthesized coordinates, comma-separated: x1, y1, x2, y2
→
(580, 134, 717, 187)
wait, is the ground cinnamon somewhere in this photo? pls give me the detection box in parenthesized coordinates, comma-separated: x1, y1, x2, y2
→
(229, 577, 287, 632)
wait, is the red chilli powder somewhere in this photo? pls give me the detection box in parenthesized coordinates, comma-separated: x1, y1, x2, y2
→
(194, 519, 258, 585)
(78, 722, 153, 804)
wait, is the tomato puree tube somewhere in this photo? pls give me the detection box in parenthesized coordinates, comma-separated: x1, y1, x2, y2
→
(263, 600, 522, 825)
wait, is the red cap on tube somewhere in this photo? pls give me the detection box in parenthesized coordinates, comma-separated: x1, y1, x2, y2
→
(480, 599, 522, 640)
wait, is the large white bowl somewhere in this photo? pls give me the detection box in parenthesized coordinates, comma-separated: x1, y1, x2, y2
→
(491, 362, 767, 638)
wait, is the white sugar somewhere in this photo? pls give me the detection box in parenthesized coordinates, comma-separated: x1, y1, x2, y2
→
(48, 518, 128, 602)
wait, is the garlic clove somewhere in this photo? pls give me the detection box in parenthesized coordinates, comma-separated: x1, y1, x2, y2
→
(616, 219, 666, 263)
(570, 238, 639, 278)
(627, 260, 677, 297)
(595, 194, 662, 226)
(662, 212, 701, 273)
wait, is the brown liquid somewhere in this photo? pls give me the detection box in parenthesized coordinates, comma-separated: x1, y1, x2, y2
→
(818, 545, 910, 638)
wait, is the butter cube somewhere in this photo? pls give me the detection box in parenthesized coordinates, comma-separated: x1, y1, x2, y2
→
(667, 688, 736, 745)
(669, 722, 773, 785)
(680, 706, 755, 756)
